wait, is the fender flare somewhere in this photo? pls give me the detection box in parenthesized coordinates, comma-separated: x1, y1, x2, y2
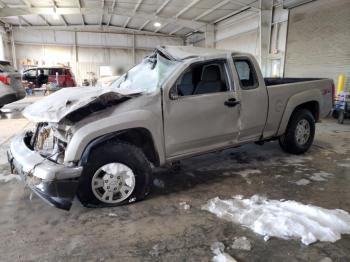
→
(277, 89, 321, 136)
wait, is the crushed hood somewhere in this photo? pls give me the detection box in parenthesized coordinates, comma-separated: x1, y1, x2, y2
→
(23, 86, 142, 123)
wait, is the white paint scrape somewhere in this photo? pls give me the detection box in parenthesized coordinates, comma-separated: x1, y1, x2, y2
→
(202, 195, 350, 245)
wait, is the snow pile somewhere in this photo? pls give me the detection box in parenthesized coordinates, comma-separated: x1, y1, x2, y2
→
(231, 236, 251, 251)
(211, 242, 237, 262)
(202, 195, 350, 245)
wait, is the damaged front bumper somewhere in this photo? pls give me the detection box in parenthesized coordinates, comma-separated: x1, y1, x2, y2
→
(7, 132, 83, 210)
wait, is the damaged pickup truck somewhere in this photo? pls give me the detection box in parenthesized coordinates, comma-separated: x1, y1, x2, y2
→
(7, 46, 334, 210)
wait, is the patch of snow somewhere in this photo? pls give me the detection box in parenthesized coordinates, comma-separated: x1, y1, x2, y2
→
(294, 178, 311, 186)
(153, 178, 165, 188)
(309, 172, 334, 182)
(337, 163, 350, 168)
(235, 169, 261, 179)
(179, 201, 191, 210)
(185, 172, 195, 177)
(231, 236, 251, 251)
(319, 257, 333, 262)
(202, 195, 350, 245)
(149, 243, 166, 257)
(212, 252, 237, 262)
(233, 169, 262, 184)
(211, 242, 225, 254)
(211, 242, 237, 262)
(0, 173, 20, 183)
(282, 156, 313, 165)
(108, 213, 118, 217)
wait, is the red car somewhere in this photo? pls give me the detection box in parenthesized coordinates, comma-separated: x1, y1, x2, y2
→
(22, 67, 76, 88)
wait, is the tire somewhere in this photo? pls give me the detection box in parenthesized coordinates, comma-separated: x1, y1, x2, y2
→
(77, 140, 152, 207)
(338, 110, 345, 124)
(279, 109, 315, 154)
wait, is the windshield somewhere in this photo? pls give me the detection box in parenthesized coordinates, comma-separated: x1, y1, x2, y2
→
(0, 61, 15, 73)
(110, 52, 180, 93)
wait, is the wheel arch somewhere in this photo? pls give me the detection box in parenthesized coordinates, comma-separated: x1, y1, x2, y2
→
(277, 90, 321, 136)
(79, 127, 160, 167)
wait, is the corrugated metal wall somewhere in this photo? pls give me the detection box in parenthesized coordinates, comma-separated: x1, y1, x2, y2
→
(285, 0, 350, 90)
(12, 28, 183, 84)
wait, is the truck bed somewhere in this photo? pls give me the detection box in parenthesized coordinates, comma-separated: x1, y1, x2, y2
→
(264, 78, 323, 86)
(262, 78, 333, 139)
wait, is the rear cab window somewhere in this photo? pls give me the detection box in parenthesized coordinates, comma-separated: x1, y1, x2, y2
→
(233, 58, 258, 90)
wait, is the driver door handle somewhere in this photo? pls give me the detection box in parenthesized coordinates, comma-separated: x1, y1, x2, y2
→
(224, 98, 240, 107)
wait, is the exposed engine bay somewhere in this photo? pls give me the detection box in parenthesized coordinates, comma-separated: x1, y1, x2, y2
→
(28, 123, 71, 164)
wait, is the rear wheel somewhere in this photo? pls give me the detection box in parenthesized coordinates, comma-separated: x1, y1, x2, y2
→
(77, 141, 152, 207)
(279, 109, 315, 154)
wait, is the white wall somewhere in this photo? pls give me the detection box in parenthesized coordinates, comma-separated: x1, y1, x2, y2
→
(285, 0, 350, 89)
(215, 12, 260, 59)
(11, 28, 183, 84)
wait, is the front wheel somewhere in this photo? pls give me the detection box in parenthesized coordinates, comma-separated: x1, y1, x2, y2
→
(77, 141, 152, 207)
(279, 109, 315, 154)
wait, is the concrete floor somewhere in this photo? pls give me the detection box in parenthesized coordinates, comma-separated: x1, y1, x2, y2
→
(0, 97, 349, 262)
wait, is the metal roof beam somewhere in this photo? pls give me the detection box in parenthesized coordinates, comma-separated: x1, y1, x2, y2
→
(194, 0, 231, 20)
(38, 14, 51, 26)
(138, 20, 149, 30)
(155, 0, 171, 15)
(107, 0, 116, 26)
(174, 0, 201, 18)
(154, 22, 168, 33)
(12, 24, 178, 38)
(133, 0, 143, 12)
(169, 26, 183, 35)
(0, 7, 207, 31)
(228, 0, 260, 11)
(123, 17, 131, 28)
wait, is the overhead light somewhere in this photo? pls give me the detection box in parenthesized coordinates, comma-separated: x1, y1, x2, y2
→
(153, 22, 161, 27)
(52, 13, 60, 20)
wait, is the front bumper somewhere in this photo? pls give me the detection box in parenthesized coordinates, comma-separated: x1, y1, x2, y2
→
(7, 132, 83, 210)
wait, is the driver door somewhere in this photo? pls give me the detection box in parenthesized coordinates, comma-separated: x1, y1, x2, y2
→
(163, 59, 240, 159)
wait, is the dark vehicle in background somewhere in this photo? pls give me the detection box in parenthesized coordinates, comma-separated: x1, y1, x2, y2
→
(22, 66, 76, 88)
(0, 61, 26, 108)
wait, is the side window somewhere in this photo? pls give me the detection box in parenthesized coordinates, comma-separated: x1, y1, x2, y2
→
(234, 59, 258, 90)
(37, 69, 49, 76)
(49, 68, 64, 75)
(24, 69, 36, 78)
(175, 62, 230, 97)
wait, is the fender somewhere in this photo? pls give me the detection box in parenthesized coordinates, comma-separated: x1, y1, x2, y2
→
(277, 89, 321, 136)
(64, 109, 165, 165)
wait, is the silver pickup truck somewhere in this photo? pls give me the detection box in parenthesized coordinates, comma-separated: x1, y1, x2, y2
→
(7, 46, 334, 210)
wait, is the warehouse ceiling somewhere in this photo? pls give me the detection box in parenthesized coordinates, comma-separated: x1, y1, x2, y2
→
(0, 0, 261, 37)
